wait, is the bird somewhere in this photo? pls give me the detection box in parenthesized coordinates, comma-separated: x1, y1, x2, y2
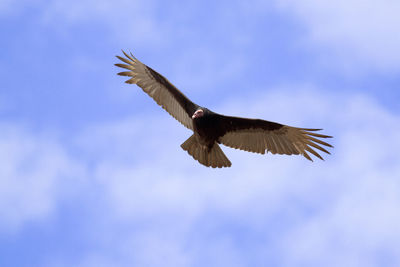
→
(115, 51, 333, 168)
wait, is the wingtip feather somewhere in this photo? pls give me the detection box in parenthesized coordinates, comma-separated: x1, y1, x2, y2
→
(302, 151, 313, 161)
(117, 71, 133, 76)
(122, 50, 137, 62)
(125, 78, 136, 84)
(305, 146, 324, 161)
(115, 63, 134, 71)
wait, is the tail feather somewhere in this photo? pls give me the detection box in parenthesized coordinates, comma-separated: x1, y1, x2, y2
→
(181, 134, 231, 168)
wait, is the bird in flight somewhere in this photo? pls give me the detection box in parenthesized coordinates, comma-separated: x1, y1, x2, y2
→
(115, 51, 333, 168)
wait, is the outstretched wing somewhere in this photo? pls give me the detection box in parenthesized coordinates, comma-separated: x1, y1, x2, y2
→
(217, 115, 332, 161)
(115, 51, 199, 130)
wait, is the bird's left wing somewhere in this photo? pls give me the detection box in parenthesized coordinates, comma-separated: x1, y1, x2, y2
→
(115, 51, 198, 130)
(217, 115, 333, 161)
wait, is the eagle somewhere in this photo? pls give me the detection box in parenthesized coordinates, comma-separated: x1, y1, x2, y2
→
(115, 51, 332, 168)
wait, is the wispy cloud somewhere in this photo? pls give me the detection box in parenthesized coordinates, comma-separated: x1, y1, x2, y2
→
(0, 0, 163, 46)
(276, 0, 400, 73)
(0, 123, 86, 232)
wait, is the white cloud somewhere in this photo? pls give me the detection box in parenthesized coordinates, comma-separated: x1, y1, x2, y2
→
(0, 123, 86, 232)
(43, 0, 164, 46)
(2, 87, 400, 266)
(0, 0, 164, 46)
(276, 0, 400, 73)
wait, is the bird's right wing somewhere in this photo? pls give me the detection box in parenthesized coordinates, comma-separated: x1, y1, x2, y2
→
(115, 51, 198, 130)
(217, 115, 333, 161)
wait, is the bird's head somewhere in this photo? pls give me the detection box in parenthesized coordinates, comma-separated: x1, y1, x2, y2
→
(192, 109, 204, 119)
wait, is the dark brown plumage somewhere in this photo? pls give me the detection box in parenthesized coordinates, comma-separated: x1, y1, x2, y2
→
(115, 51, 333, 168)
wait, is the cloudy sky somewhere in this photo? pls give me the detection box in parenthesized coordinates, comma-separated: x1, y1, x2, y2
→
(1, 0, 400, 266)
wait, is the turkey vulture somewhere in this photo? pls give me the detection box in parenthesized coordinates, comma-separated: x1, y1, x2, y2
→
(115, 51, 332, 168)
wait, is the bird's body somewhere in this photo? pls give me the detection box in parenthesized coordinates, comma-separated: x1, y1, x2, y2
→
(193, 109, 222, 146)
(115, 51, 333, 168)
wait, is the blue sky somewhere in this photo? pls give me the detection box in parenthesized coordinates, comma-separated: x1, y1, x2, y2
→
(1, 0, 400, 266)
